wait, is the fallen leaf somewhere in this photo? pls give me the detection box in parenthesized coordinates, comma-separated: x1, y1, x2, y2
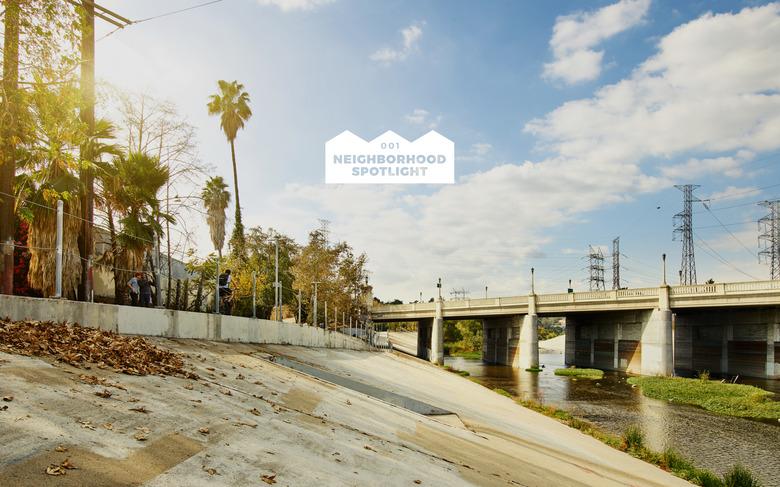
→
(184, 383, 194, 390)
(198, 427, 209, 435)
(236, 374, 245, 380)
(219, 388, 232, 396)
(102, 423, 113, 430)
(133, 432, 148, 441)
(78, 420, 96, 430)
(129, 406, 149, 414)
(61, 458, 78, 470)
(261, 473, 277, 484)
(94, 389, 112, 399)
(345, 399, 351, 405)
(203, 466, 217, 476)
(414, 480, 422, 484)
(249, 408, 261, 416)
(2, 396, 13, 402)
(364, 445, 376, 452)
(54, 445, 68, 452)
(46, 465, 66, 476)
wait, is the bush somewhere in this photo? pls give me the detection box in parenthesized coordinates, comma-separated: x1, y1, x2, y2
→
(722, 465, 762, 487)
(622, 425, 644, 452)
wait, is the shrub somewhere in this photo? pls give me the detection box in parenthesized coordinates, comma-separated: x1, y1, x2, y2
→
(722, 465, 762, 487)
(622, 425, 644, 452)
(698, 370, 711, 381)
(554, 367, 604, 379)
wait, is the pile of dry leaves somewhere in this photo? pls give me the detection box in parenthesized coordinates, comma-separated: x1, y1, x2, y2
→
(0, 318, 197, 378)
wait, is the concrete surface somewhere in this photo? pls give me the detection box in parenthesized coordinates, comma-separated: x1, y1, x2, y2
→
(0, 294, 367, 351)
(0, 340, 693, 486)
(263, 346, 694, 487)
(539, 334, 565, 353)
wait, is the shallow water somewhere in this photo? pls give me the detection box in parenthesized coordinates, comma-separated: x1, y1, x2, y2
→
(445, 352, 780, 486)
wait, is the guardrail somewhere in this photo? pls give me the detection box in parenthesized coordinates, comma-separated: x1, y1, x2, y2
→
(372, 280, 779, 315)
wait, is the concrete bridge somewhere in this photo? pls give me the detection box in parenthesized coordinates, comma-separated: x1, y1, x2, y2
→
(370, 280, 780, 379)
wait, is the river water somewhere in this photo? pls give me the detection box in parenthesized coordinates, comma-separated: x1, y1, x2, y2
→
(445, 352, 780, 486)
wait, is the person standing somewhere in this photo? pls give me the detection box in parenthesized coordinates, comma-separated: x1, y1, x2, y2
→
(138, 273, 154, 307)
(127, 272, 141, 306)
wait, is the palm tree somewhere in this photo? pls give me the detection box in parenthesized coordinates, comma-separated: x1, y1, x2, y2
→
(207, 80, 251, 255)
(107, 152, 172, 302)
(201, 176, 230, 261)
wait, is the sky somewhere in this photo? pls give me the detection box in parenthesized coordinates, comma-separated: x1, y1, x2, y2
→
(94, 0, 780, 301)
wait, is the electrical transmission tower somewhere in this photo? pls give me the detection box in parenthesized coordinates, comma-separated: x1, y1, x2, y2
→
(673, 184, 701, 285)
(759, 199, 780, 280)
(587, 245, 606, 291)
(612, 237, 621, 290)
(449, 288, 470, 300)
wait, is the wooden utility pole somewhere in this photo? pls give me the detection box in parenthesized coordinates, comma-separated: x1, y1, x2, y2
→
(0, 0, 20, 295)
(78, 0, 96, 301)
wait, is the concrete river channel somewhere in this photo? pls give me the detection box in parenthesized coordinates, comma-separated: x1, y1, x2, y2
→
(445, 352, 780, 486)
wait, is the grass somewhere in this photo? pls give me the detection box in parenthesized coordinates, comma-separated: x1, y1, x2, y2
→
(627, 376, 780, 420)
(447, 350, 482, 360)
(442, 364, 470, 377)
(490, 387, 763, 486)
(554, 367, 604, 379)
(525, 367, 542, 373)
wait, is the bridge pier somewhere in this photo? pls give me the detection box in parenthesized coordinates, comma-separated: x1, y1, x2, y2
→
(431, 299, 444, 365)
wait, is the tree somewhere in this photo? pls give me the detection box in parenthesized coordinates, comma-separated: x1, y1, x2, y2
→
(201, 176, 230, 261)
(109, 152, 172, 303)
(207, 80, 252, 255)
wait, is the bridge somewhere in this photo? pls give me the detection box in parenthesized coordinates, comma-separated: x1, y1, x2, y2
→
(370, 280, 780, 379)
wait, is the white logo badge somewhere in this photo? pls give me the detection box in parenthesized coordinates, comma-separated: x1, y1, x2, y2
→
(325, 130, 454, 184)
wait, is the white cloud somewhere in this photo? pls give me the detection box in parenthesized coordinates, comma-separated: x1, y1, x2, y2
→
(371, 22, 425, 65)
(404, 108, 441, 129)
(704, 185, 761, 202)
(255, 0, 335, 11)
(660, 155, 746, 179)
(458, 142, 493, 163)
(544, 0, 651, 84)
(271, 4, 780, 300)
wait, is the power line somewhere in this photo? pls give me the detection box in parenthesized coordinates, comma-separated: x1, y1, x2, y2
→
(694, 236, 760, 281)
(96, 0, 226, 42)
(701, 202, 758, 259)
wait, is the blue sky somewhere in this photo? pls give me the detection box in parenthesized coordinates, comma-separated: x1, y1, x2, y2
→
(96, 0, 780, 300)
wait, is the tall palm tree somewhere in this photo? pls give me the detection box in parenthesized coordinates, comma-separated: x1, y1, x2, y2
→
(201, 176, 230, 261)
(207, 80, 251, 255)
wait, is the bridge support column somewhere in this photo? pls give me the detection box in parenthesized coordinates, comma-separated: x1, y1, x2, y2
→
(768, 322, 779, 379)
(640, 285, 673, 376)
(564, 317, 576, 366)
(518, 294, 539, 369)
(430, 299, 444, 365)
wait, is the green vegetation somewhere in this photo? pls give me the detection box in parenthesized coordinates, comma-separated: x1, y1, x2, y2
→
(538, 317, 564, 341)
(443, 319, 483, 357)
(442, 364, 470, 377)
(525, 366, 542, 373)
(492, 388, 763, 487)
(450, 350, 482, 360)
(627, 376, 780, 420)
(554, 367, 604, 379)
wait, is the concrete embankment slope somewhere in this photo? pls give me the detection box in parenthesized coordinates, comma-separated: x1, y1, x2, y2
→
(266, 346, 694, 487)
(0, 337, 691, 486)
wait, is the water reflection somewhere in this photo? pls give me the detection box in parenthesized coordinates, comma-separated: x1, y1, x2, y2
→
(445, 352, 780, 486)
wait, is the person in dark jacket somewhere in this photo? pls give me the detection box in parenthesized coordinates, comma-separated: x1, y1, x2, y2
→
(137, 273, 155, 307)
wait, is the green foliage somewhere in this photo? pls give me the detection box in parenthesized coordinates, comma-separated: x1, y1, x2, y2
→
(722, 465, 762, 487)
(554, 367, 604, 379)
(622, 425, 644, 452)
(201, 176, 230, 254)
(444, 320, 483, 356)
(525, 367, 542, 373)
(493, 388, 512, 398)
(627, 376, 780, 419)
(538, 317, 564, 341)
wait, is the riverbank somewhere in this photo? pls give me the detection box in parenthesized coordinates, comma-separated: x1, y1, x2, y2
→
(445, 354, 780, 486)
(627, 376, 780, 420)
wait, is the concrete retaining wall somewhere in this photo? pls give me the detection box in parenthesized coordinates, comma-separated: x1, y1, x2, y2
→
(0, 294, 369, 350)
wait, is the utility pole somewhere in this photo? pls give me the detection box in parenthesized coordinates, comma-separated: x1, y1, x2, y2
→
(759, 199, 780, 280)
(612, 237, 621, 290)
(0, 0, 20, 295)
(437, 277, 442, 300)
(674, 184, 701, 285)
(78, 0, 95, 302)
(274, 236, 280, 321)
(54, 200, 64, 298)
(312, 281, 320, 327)
(587, 245, 606, 291)
(75, 1, 130, 301)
